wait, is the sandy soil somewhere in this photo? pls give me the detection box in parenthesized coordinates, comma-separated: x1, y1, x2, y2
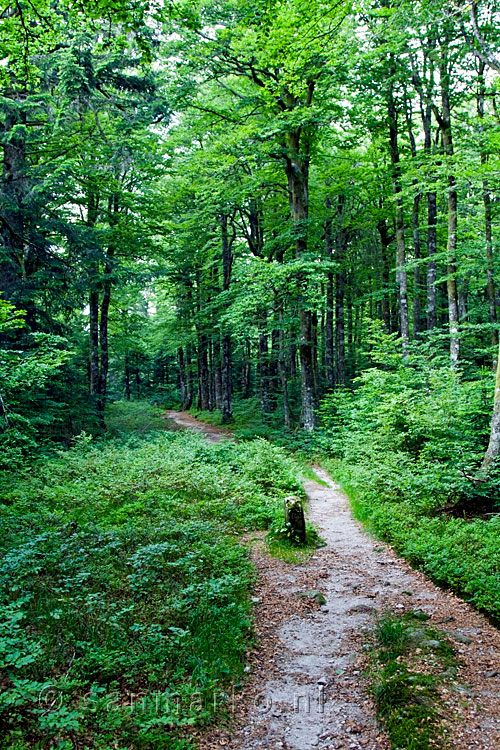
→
(165, 411, 500, 750)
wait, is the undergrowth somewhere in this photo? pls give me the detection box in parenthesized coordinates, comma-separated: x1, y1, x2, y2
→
(0, 402, 302, 750)
(266, 520, 326, 563)
(367, 611, 457, 749)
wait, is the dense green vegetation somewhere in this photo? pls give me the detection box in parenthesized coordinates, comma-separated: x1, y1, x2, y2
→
(0, 402, 302, 749)
(318, 336, 500, 622)
(4, 0, 500, 746)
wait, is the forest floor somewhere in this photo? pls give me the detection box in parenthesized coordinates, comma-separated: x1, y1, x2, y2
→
(164, 411, 500, 750)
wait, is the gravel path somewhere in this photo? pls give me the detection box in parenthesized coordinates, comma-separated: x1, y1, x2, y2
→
(165, 411, 500, 750)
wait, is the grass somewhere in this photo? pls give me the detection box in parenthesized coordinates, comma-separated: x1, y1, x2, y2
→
(0, 401, 304, 750)
(266, 521, 326, 563)
(367, 611, 457, 750)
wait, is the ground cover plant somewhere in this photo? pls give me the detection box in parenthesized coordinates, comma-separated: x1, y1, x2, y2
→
(366, 611, 458, 750)
(0, 403, 302, 750)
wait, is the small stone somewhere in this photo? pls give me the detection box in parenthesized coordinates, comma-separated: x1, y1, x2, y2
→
(298, 590, 327, 606)
(349, 603, 375, 614)
(486, 670, 499, 679)
(251, 597, 261, 603)
(450, 632, 473, 645)
(421, 639, 442, 649)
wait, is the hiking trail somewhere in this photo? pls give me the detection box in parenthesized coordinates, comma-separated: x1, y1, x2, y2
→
(164, 410, 500, 750)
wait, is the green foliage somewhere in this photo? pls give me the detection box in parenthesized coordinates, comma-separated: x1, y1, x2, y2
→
(0, 299, 74, 468)
(368, 612, 457, 750)
(266, 519, 325, 563)
(0, 411, 301, 749)
(319, 345, 500, 622)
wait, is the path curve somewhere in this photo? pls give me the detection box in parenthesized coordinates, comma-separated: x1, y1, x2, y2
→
(165, 411, 500, 750)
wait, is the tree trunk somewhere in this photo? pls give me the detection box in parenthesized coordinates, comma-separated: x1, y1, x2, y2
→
(278, 305, 291, 428)
(284, 121, 317, 429)
(185, 345, 194, 409)
(178, 347, 188, 408)
(387, 57, 409, 353)
(213, 337, 223, 410)
(427, 191, 438, 330)
(197, 332, 210, 411)
(89, 288, 100, 398)
(242, 339, 251, 398)
(220, 213, 234, 423)
(335, 268, 346, 386)
(439, 49, 460, 367)
(377, 218, 393, 333)
(481, 342, 500, 470)
(412, 193, 422, 338)
(324, 201, 334, 388)
(208, 339, 215, 411)
(347, 287, 354, 378)
(259, 326, 272, 417)
(477, 61, 498, 362)
(222, 334, 232, 423)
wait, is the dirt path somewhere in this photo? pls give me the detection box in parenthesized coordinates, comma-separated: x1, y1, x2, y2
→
(165, 411, 500, 750)
(163, 409, 234, 442)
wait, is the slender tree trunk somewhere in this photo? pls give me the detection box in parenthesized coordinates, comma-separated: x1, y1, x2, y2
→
(208, 340, 215, 411)
(269, 327, 279, 411)
(97, 261, 113, 417)
(278, 304, 291, 428)
(242, 339, 251, 398)
(427, 191, 438, 329)
(89, 288, 100, 398)
(412, 193, 422, 337)
(324, 200, 335, 388)
(335, 268, 346, 386)
(378, 218, 393, 333)
(221, 334, 232, 423)
(477, 61, 498, 361)
(259, 325, 272, 417)
(387, 58, 409, 353)
(213, 337, 223, 409)
(197, 332, 210, 411)
(482, 341, 500, 470)
(439, 49, 460, 366)
(403, 88, 423, 338)
(220, 213, 234, 423)
(185, 345, 194, 409)
(178, 347, 188, 408)
(347, 287, 354, 378)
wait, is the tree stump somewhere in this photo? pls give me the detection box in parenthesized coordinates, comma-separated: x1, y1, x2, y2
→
(284, 495, 306, 544)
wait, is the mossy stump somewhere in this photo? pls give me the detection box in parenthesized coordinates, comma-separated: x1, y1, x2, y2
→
(284, 495, 306, 544)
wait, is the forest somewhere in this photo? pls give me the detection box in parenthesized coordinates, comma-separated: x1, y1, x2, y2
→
(2, 1, 500, 749)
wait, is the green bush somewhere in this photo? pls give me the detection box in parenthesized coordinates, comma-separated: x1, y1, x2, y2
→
(0, 420, 301, 749)
(319, 339, 500, 623)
